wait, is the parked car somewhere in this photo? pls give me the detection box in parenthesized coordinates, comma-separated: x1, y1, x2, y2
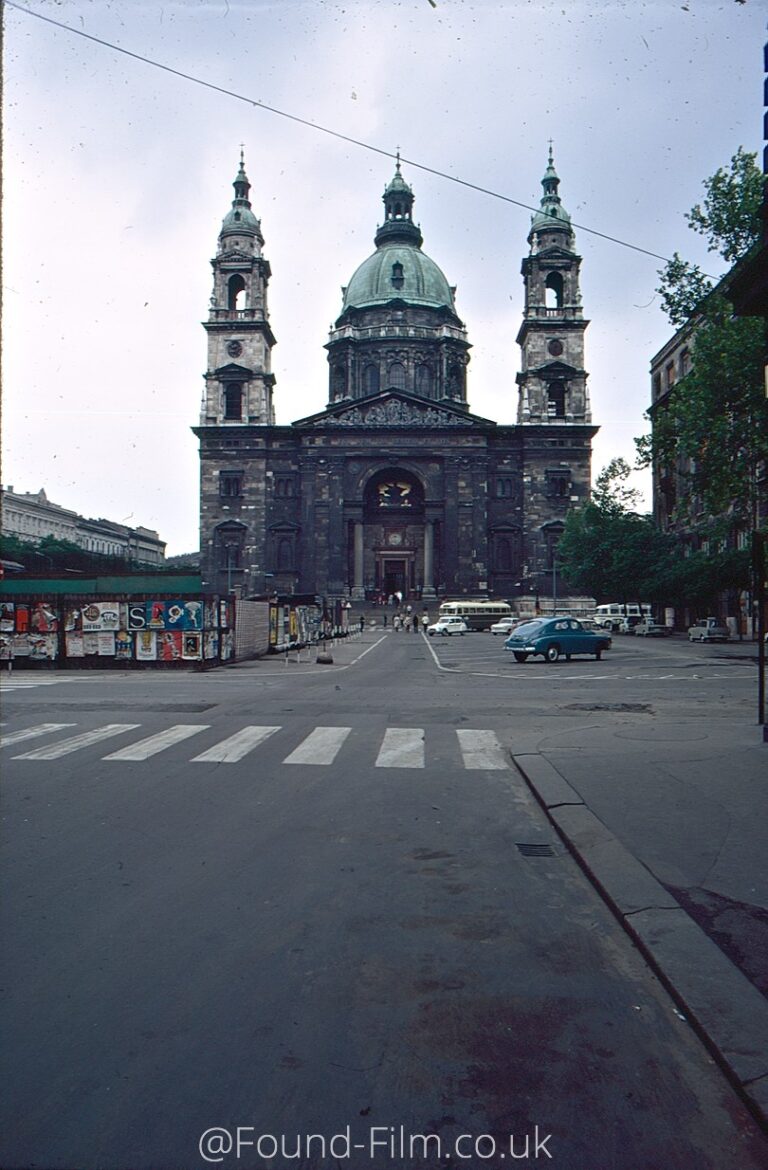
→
(427, 617, 468, 636)
(634, 619, 672, 637)
(618, 616, 643, 634)
(490, 617, 521, 635)
(504, 617, 612, 663)
(688, 618, 729, 643)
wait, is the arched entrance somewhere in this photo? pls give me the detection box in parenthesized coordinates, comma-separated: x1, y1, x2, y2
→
(351, 469, 434, 600)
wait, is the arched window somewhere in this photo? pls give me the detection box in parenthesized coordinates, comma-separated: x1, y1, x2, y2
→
(391, 262, 404, 289)
(224, 383, 243, 420)
(544, 272, 564, 309)
(496, 538, 511, 572)
(388, 362, 406, 390)
(277, 538, 293, 571)
(228, 274, 246, 310)
(363, 364, 380, 394)
(332, 365, 346, 395)
(547, 381, 566, 417)
(416, 364, 433, 395)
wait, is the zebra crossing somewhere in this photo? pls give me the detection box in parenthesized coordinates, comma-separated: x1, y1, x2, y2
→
(2, 721, 510, 770)
(0, 676, 76, 692)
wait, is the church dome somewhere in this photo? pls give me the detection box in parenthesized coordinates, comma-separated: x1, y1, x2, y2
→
(219, 152, 262, 240)
(342, 242, 455, 312)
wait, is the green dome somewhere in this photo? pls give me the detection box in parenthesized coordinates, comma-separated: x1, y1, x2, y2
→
(342, 241, 455, 312)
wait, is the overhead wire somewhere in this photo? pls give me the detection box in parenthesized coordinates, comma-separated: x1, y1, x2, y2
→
(6, 0, 680, 268)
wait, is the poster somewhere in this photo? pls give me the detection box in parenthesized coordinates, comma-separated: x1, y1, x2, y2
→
(127, 603, 147, 630)
(158, 631, 183, 661)
(147, 601, 167, 629)
(64, 606, 81, 632)
(15, 605, 29, 634)
(12, 634, 30, 656)
(31, 603, 59, 633)
(0, 602, 14, 633)
(184, 601, 203, 630)
(29, 634, 56, 660)
(135, 631, 157, 661)
(97, 632, 116, 656)
(182, 633, 202, 660)
(81, 602, 120, 632)
(82, 633, 100, 656)
(115, 630, 132, 660)
(204, 630, 219, 660)
(66, 632, 85, 658)
(165, 600, 188, 629)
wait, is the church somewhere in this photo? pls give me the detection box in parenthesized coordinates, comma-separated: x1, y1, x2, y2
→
(195, 150, 597, 603)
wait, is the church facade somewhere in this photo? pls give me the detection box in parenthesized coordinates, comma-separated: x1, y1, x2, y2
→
(195, 151, 597, 602)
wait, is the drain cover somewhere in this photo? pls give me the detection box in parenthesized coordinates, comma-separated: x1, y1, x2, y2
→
(516, 843, 557, 857)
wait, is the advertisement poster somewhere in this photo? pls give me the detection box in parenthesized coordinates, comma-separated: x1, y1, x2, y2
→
(127, 603, 147, 630)
(221, 631, 233, 661)
(66, 632, 85, 658)
(29, 634, 56, 660)
(115, 630, 132, 660)
(12, 634, 31, 656)
(0, 602, 14, 633)
(16, 605, 30, 634)
(219, 600, 232, 629)
(82, 633, 100, 656)
(158, 631, 183, 661)
(82, 603, 120, 632)
(269, 605, 278, 646)
(31, 603, 59, 633)
(204, 600, 218, 630)
(164, 601, 188, 629)
(97, 633, 116, 656)
(184, 601, 203, 630)
(147, 601, 167, 629)
(135, 631, 157, 661)
(204, 630, 219, 660)
(182, 633, 202, 660)
(64, 606, 81, 632)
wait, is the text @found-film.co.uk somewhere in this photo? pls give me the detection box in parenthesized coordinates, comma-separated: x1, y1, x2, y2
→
(198, 1123, 555, 1165)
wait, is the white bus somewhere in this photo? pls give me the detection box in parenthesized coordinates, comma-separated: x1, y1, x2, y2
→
(438, 599, 513, 631)
(593, 602, 652, 631)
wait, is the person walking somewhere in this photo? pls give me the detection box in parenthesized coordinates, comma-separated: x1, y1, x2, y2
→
(421, 612, 429, 633)
(393, 614, 401, 633)
(412, 613, 420, 634)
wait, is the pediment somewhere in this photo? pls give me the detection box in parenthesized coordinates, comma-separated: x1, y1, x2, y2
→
(213, 362, 252, 377)
(536, 360, 579, 378)
(293, 391, 495, 430)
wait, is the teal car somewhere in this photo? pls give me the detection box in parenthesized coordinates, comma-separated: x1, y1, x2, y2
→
(504, 617, 612, 663)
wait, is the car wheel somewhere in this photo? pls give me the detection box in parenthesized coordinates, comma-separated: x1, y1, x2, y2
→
(544, 644, 560, 663)
(513, 652, 528, 663)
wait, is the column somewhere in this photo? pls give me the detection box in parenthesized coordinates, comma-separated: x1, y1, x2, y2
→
(352, 520, 365, 600)
(422, 520, 436, 599)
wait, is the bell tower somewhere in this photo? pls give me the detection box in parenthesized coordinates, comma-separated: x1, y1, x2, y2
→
(515, 147, 591, 425)
(200, 152, 276, 426)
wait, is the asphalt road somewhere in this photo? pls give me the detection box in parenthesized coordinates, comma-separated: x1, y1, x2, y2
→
(1, 633, 766, 1170)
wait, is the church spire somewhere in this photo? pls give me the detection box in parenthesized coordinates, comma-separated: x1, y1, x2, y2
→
(374, 154, 423, 248)
(529, 143, 573, 244)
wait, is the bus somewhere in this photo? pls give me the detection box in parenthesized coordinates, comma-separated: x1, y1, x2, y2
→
(593, 602, 652, 631)
(438, 599, 513, 631)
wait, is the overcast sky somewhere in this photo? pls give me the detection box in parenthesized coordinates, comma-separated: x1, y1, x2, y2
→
(3, 0, 763, 555)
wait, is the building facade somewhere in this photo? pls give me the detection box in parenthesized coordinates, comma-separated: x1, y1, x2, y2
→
(1, 487, 166, 566)
(195, 151, 597, 602)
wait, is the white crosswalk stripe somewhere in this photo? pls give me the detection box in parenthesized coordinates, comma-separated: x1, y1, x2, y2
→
(5, 722, 512, 770)
(0, 678, 73, 691)
(375, 727, 425, 768)
(283, 726, 351, 765)
(192, 725, 280, 763)
(1, 723, 76, 748)
(13, 724, 141, 760)
(105, 725, 210, 761)
(456, 729, 509, 770)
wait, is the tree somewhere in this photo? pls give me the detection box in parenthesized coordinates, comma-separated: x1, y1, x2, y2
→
(559, 460, 673, 602)
(638, 148, 767, 533)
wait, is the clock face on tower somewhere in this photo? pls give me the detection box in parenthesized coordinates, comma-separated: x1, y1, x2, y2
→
(227, 340, 243, 358)
(548, 340, 563, 357)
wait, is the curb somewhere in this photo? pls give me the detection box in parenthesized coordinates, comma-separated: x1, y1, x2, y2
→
(512, 752, 768, 1132)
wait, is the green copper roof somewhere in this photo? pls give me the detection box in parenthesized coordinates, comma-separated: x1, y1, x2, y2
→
(342, 241, 454, 311)
(220, 152, 261, 237)
(530, 144, 572, 236)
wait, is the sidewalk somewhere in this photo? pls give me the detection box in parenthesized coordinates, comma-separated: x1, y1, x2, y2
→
(512, 716, 768, 1129)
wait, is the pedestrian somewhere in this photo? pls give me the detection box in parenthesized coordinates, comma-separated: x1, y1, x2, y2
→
(383, 613, 388, 628)
(393, 615, 401, 632)
(421, 612, 429, 633)
(412, 613, 419, 633)
(359, 614, 365, 632)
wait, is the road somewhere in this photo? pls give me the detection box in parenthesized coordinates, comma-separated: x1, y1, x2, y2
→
(1, 631, 766, 1169)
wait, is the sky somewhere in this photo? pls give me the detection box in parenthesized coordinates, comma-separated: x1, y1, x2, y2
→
(2, 0, 763, 556)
